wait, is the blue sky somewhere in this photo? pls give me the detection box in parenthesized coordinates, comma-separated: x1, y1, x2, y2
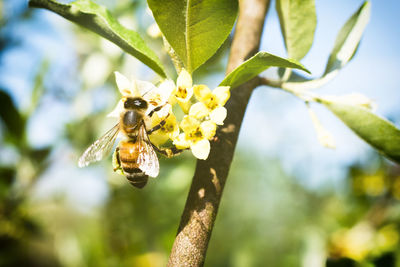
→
(237, 0, 400, 188)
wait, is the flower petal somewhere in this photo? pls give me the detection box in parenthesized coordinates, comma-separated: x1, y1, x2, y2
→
(213, 86, 230, 106)
(177, 69, 192, 89)
(115, 71, 132, 96)
(210, 107, 227, 125)
(158, 103, 172, 117)
(177, 99, 192, 114)
(143, 80, 175, 107)
(176, 69, 193, 103)
(158, 80, 175, 100)
(149, 109, 163, 126)
(148, 107, 177, 146)
(200, 120, 217, 140)
(146, 101, 170, 117)
(168, 94, 178, 106)
(173, 133, 191, 149)
(149, 132, 170, 146)
(164, 114, 180, 139)
(107, 100, 124, 118)
(193, 85, 212, 102)
(189, 102, 210, 119)
(136, 80, 157, 97)
(180, 115, 199, 133)
(169, 124, 180, 139)
(191, 139, 210, 160)
(175, 86, 193, 103)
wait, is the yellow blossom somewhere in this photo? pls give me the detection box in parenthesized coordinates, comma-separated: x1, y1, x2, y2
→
(107, 71, 228, 161)
(173, 69, 193, 113)
(148, 105, 180, 146)
(194, 85, 230, 108)
(144, 79, 175, 113)
(189, 85, 230, 125)
(173, 115, 216, 160)
(176, 69, 193, 101)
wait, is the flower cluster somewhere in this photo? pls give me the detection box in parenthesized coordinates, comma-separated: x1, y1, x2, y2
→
(109, 70, 230, 160)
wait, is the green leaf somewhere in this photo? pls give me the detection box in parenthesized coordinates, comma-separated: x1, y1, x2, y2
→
(322, 100, 400, 164)
(148, 0, 238, 74)
(29, 0, 167, 78)
(276, 0, 316, 61)
(220, 52, 310, 88)
(0, 90, 25, 140)
(276, 2, 371, 92)
(324, 1, 370, 75)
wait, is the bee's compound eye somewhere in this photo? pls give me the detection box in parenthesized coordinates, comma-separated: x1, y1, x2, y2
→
(134, 99, 148, 109)
(124, 98, 134, 109)
(124, 97, 148, 109)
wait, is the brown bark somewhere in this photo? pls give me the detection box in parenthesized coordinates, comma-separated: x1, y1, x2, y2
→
(167, 0, 271, 266)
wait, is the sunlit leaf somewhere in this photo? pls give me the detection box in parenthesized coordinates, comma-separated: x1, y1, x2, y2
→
(276, 0, 316, 60)
(322, 100, 400, 163)
(220, 52, 310, 88)
(29, 0, 167, 78)
(148, 0, 238, 74)
(324, 1, 370, 75)
(277, 2, 370, 91)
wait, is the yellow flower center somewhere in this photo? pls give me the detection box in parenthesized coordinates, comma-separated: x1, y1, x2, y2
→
(177, 86, 188, 99)
(204, 95, 218, 110)
(161, 122, 175, 133)
(188, 127, 203, 140)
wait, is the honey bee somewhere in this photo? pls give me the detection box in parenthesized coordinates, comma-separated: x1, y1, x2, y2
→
(78, 96, 176, 188)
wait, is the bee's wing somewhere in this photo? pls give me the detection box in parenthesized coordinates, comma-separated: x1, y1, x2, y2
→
(78, 123, 120, 167)
(137, 123, 159, 177)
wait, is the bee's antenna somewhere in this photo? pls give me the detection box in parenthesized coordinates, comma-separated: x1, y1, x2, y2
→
(141, 89, 152, 97)
(142, 81, 162, 97)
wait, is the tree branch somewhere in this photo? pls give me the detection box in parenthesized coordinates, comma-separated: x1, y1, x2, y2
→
(167, 0, 271, 266)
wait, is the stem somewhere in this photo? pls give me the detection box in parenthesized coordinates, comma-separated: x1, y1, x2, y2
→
(259, 77, 319, 103)
(163, 36, 184, 74)
(167, 0, 271, 266)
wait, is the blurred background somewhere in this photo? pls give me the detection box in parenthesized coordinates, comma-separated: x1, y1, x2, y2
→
(1, 0, 400, 266)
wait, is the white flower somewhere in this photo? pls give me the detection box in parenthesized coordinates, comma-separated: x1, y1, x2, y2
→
(108, 72, 175, 118)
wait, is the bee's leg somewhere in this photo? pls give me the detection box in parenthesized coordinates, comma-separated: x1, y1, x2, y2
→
(112, 147, 122, 172)
(147, 112, 171, 135)
(152, 144, 186, 158)
(147, 104, 166, 118)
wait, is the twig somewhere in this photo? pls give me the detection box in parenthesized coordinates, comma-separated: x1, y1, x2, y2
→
(259, 77, 319, 102)
(167, 0, 271, 266)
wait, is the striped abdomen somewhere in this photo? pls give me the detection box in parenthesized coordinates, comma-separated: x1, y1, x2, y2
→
(118, 140, 148, 188)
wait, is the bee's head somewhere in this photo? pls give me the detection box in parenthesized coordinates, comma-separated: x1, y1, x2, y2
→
(123, 97, 148, 110)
